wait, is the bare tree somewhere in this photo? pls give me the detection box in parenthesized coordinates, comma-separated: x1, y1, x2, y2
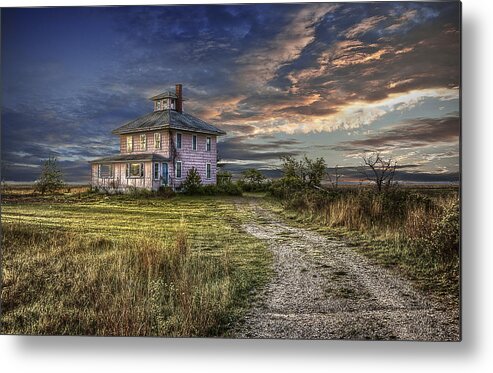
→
(327, 165, 341, 189)
(361, 153, 397, 192)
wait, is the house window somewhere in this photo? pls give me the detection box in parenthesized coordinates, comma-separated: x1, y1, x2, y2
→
(176, 133, 182, 149)
(153, 163, 159, 180)
(192, 135, 197, 150)
(127, 136, 133, 152)
(140, 134, 147, 151)
(127, 163, 144, 178)
(206, 137, 211, 152)
(98, 164, 113, 178)
(206, 163, 211, 179)
(176, 161, 182, 178)
(154, 133, 161, 149)
(156, 101, 161, 110)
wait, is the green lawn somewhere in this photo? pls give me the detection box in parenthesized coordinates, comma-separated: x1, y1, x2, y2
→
(1, 194, 272, 336)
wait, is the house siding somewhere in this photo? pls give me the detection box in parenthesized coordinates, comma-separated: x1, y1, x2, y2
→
(91, 162, 169, 191)
(171, 131, 217, 186)
(91, 89, 223, 192)
(120, 130, 171, 156)
(92, 128, 218, 191)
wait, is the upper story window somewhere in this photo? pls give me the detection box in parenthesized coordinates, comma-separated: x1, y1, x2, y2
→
(156, 101, 161, 111)
(126, 136, 133, 152)
(154, 133, 162, 149)
(192, 135, 197, 151)
(206, 137, 211, 152)
(140, 134, 147, 151)
(176, 133, 182, 149)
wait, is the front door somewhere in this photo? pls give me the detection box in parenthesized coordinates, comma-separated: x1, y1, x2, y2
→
(161, 163, 168, 186)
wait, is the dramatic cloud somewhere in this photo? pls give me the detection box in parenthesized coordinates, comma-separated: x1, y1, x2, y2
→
(219, 136, 302, 164)
(333, 115, 460, 152)
(1, 2, 460, 182)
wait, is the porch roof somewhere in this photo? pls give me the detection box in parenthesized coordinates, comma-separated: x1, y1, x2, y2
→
(89, 153, 170, 164)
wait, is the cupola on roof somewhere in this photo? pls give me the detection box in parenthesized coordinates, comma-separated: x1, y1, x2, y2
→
(150, 84, 184, 113)
(111, 84, 225, 136)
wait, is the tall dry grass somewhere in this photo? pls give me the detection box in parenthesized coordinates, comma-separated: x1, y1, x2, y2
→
(277, 187, 460, 296)
(1, 220, 236, 336)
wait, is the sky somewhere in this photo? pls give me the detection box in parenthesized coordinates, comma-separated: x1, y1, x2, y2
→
(1, 2, 461, 183)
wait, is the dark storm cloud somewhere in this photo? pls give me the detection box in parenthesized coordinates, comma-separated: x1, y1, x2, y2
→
(218, 136, 301, 162)
(332, 115, 460, 152)
(1, 106, 120, 182)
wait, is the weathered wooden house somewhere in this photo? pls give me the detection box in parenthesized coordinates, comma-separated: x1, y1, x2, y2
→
(90, 84, 226, 191)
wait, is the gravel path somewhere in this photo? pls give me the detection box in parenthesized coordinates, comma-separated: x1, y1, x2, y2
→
(234, 199, 460, 341)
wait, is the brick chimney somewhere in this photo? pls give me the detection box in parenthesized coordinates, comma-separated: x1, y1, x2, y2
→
(175, 84, 183, 113)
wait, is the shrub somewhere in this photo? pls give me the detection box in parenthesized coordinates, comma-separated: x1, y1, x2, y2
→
(217, 182, 242, 196)
(201, 184, 217, 195)
(127, 186, 153, 198)
(157, 186, 176, 198)
(419, 200, 460, 262)
(35, 156, 65, 194)
(269, 176, 305, 199)
(238, 169, 270, 192)
(182, 168, 202, 195)
(217, 170, 233, 186)
(199, 182, 242, 196)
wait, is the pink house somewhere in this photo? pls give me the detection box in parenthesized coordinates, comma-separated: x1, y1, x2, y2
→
(90, 84, 226, 191)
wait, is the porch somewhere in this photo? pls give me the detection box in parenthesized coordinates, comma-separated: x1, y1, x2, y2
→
(89, 153, 175, 191)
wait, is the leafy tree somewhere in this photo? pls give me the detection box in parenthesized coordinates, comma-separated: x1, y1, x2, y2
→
(280, 155, 303, 180)
(279, 155, 326, 187)
(242, 168, 265, 186)
(182, 167, 202, 194)
(303, 156, 326, 187)
(35, 156, 64, 194)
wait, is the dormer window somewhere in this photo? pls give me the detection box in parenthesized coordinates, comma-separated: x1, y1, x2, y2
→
(156, 101, 162, 110)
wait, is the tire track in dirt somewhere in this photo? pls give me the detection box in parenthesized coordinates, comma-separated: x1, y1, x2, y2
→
(234, 199, 459, 341)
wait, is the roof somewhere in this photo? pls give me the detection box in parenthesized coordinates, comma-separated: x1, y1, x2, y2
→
(111, 109, 226, 136)
(149, 91, 178, 100)
(88, 153, 170, 164)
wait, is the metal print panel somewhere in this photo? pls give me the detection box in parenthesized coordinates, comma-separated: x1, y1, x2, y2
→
(0, 1, 461, 340)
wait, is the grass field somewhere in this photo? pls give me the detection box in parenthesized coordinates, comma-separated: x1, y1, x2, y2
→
(1, 184, 460, 336)
(1, 191, 272, 336)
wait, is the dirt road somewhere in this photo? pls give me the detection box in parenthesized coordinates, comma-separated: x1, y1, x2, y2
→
(234, 199, 460, 341)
